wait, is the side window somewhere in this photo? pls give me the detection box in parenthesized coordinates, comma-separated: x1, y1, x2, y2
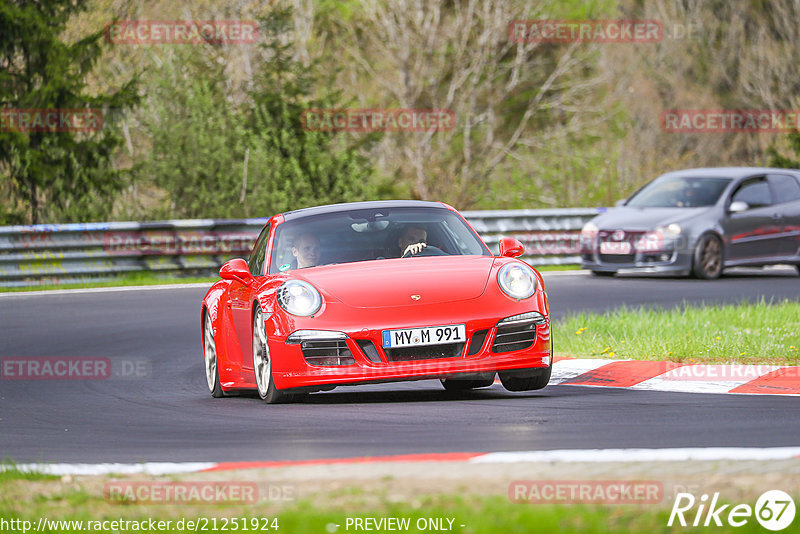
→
(768, 174, 800, 204)
(247, 224, 271, 276)
(731, 179, 772, 209)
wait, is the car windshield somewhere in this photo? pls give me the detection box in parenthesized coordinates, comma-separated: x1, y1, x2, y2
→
(626, 176, 732, 208)
(269, 206, 491, 273)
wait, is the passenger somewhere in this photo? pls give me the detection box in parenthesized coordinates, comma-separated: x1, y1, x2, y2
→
(292, 233, 321, 268)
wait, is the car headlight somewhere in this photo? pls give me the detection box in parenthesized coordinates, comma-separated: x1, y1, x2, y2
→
(277, 280, 322, 316)
(497, 263, 537, 300)
(580, 221, 599, 240)
(656, 223, 682, 236)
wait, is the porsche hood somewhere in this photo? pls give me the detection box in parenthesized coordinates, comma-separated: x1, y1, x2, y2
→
(293, 256, 496, 308)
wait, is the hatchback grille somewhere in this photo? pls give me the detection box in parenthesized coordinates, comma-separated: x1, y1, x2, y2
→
(492, 322, 536, 353)
(301, 340, 355, 366)
(384, 343, 465, 362)
(598, 253, 635, 264)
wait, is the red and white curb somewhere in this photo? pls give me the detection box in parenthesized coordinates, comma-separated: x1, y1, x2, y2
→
(549, 357, 800, 395)
(7, 447, 800, 476)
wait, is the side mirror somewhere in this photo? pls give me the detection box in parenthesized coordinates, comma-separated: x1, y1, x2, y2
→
(498, 237, 524, 258)
(615, 198, 627, 207)
(728, 201, 749, 213)
(219, 258, 254, 285)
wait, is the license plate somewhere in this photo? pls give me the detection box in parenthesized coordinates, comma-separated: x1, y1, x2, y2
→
(600, 241, 631, 254)
(382, 324, 466, 348)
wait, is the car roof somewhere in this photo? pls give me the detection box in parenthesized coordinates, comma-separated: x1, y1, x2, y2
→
(658, 167, 800, 180)
(280, 200, 450, 221)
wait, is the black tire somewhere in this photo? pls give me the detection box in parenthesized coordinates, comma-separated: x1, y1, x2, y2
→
(252, 308, 299, 404)
(203, 311, 224, 398)
(591, 270, 616, 277)
(441, 373, 495, 391)
(499, 365, 552, 392)
(691, 234, 723, 279)
(796, 264, 800, 276)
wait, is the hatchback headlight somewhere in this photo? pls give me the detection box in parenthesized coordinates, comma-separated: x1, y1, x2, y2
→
(497, 263, 537, 300)
(277, 280, 322, 316)
(580, 222, 599, 241)
(656, 223, 682, 237)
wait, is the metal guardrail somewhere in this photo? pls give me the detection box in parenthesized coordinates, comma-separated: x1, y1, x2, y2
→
(0, 208, 605, 287)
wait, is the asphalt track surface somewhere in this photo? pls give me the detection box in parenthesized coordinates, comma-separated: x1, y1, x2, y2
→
(1, 268, 799, 464)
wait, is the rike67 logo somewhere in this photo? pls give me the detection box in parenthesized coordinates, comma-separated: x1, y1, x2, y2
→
(669, 490, 795, 531)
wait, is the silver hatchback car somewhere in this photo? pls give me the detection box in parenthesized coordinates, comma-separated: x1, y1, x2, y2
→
(580, 167, 800, 278)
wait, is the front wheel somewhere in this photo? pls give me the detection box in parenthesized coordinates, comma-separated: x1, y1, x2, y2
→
(203, 311, 224, 398)
(499, 366, 551, 392)
(252, 308, 298, 404)
(692, 234, 723, 279)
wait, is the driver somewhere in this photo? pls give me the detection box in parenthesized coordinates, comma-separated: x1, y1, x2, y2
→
(292, 233, 321, 268)
(398, 225, 427, 257)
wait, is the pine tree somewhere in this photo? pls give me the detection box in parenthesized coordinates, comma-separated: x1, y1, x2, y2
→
(0, 0, 138, 224)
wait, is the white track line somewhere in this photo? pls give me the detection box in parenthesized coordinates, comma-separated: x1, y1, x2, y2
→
(549, 358, 622, 384)
(0, 283, 213, 298)
(6, 462, 216, 476)
(470, 447, 800, 463)
(6, 448, 800, 476)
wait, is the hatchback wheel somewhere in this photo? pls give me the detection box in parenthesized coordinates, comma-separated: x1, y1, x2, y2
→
(692, 234, 723, 279)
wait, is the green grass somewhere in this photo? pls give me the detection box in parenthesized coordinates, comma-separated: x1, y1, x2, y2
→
(532, 264, 582, 272)
(0, 484, 783, 534)
(554, 299, 800, 365)
(0, 462, 58, 482)
(0, 272, 218, 293)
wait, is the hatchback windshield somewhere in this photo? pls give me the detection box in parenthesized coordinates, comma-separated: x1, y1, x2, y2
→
(626, 176, 732, 208)
(269, 206, 491, 273)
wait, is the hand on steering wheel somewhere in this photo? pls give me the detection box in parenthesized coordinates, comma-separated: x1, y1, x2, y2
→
(402, 242, 427, 257)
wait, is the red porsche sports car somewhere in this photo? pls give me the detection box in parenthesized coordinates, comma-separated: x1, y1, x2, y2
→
(201, 200, 551, 403)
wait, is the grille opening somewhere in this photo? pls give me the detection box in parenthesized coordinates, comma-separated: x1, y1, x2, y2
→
(467, 330, 489, 356)
(384, 343, 465, 362)
(356, 339, 382, 363)
(301, 340, 354, 366)
(492, 322, 536, 353)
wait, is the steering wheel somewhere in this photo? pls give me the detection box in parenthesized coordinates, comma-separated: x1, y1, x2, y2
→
(402, 245, 447, 258)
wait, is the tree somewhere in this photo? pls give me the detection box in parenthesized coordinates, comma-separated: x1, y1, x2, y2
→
(129, 5, 378, 220)
(768, 133, 800, 169)
(327, 0, 604, 208)
(242, 6, 378, 216)
(0, 0, 138, 224)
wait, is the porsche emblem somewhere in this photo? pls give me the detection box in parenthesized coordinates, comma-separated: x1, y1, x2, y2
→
(411, 294, 421, 301)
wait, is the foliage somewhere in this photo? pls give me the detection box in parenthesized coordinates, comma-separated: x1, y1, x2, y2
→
(0, 0, 138, 224)
(129, 6, 379, 220)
